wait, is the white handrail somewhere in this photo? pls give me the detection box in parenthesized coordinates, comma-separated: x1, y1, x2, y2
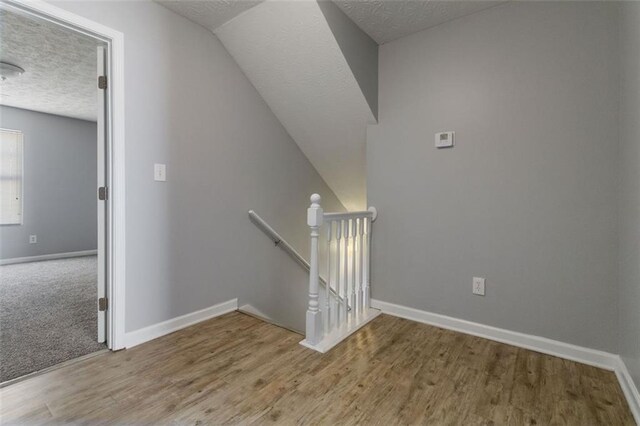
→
(248, 210, 310, 271)
(247, 210, 345, 304)
(323, 208, 377, 222)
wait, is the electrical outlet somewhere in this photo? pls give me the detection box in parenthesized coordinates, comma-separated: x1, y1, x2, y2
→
(29, 235, 37, 244)
(472, 277, 485, 296)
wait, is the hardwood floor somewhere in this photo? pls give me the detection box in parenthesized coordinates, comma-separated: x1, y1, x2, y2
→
(0, 312, 634, 425)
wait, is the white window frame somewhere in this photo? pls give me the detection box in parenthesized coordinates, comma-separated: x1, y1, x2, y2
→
(0, 128, 24, 226)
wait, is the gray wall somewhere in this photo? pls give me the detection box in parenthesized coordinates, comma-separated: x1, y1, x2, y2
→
(619, 1, 640, 389)
(51, 0, 345, 333)
(0, 106, 97, 260)
(368, 2, 620, 351)
(317, 0, 378, 119)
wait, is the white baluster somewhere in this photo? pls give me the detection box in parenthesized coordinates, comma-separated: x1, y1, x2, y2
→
(342, 220, 348, 324)
(353, 218, 358, 316)
(334, 219, 341, 329)
(306, 194, 323, 345)
(358, 217, 364, 314)
(363, 217, 371, 309)
(324, 220, 332, 333)
(349, 219, 356, 317)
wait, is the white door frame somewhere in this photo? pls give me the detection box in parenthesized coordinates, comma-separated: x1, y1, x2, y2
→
(96, 45, 107, 344)
(2, 0, 127, 350)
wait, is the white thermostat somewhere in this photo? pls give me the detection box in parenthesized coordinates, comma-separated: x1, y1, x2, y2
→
(435, 131, 455, 148)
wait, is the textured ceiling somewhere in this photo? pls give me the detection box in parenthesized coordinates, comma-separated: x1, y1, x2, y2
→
(215, 0, 375, 210)
(156, 1, 508, 46)
(333, 0, 507, 44)
(156, 0, 264, 31)
(0, 9, 100, 121)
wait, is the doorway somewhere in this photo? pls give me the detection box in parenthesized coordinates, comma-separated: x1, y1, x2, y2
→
(0, 0, 125, 383)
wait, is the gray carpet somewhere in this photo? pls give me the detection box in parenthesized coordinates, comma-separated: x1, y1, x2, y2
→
(0, 256, 106, 382)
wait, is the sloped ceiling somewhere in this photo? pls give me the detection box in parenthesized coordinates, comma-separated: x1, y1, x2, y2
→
(156, 1, 508, 46)
(215, 0, 375, 210)
(157, 0, 264, 31)
(333, 0, 507, 44)
(0, 9, 100, 121)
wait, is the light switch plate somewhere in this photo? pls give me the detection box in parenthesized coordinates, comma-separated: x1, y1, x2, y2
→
(154, 164, 166, 182)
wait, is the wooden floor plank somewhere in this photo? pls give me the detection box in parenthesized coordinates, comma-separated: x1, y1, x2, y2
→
(0, 312, 634, 425)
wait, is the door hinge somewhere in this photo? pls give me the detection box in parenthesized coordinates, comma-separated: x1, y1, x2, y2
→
(98, 75, 107, 90)
(98, 186, 108, 201)
(98, 297, 108, 311)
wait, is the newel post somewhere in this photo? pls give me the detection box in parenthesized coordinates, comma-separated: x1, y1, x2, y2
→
(306, 194, 324, 345)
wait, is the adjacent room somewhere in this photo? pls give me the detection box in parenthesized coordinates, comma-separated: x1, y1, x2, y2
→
(0, 0, 638, 424)
(0, 8, 106, 383)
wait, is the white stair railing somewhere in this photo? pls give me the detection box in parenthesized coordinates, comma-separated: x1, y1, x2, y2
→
(300, 194, 381, 353)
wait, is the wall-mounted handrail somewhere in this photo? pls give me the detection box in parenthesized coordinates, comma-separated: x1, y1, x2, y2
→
(249, 210, 310, 272)
(248, 210, 345, 304)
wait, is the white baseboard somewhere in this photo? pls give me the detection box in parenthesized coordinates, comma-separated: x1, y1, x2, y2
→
(615, 356, 640, 424)
(371, 299, 618, 370)
(372, 299, 640, 422)
(238, 304, 304, 334)
(124, 298, 238, 348)
(0, 250, 98, 266)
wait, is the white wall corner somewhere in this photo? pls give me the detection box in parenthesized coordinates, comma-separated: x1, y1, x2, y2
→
(124, 298, 238, 348)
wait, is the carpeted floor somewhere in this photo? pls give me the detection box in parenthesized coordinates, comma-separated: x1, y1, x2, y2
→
(0, 256, 106, 382)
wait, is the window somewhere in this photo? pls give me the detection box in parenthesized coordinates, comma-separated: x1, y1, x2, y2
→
(0, 129, 23, 225)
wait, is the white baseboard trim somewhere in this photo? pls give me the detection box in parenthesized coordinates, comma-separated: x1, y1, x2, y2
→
(371, 299, 618, 371)
(615, 356, 640, 424)
(0, 250, 98, 266)
(124, 298, 238, 348)
(372, 299, 640, 421)
(238, 304, 304, 334)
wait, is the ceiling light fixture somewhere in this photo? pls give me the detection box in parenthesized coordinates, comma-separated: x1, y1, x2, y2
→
(0, 62, 25, 81)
